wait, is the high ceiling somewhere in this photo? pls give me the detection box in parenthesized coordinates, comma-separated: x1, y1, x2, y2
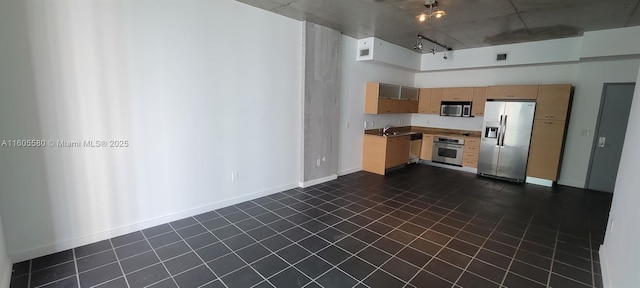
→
(236, 0, 640, 53)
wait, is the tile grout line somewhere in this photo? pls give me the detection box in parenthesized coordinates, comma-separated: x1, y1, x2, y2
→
(588, 221, 596, 288)
(336, 181, 523, 287)
(299, 185, 460, 285)
(241, 186, 424, 287)
(71, 249, 81, 288)
(403, 202, 487, 288)
(165, 222, 230, 288)
(498, 205, 539, 288)
(353, 198, 472, 287)
(138, 231, 181, 288)
(546, 225, 561, 288)
(453, 210, 509, 286)
(190, 214, 278, 288)
(27, 260, 32, 288)
(109, 239, 132, 288)
(241, 195, 366, 287)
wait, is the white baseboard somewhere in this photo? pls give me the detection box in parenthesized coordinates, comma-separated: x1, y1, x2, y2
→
(299, 174, 338, 188)
(0, 259, 10, 288)
(338, 167, 361, 176)
(599, 245, 611, 288)
(8, 182, 297, 263)
(526, 176, 554, 187)
(557, 178, 585, 188)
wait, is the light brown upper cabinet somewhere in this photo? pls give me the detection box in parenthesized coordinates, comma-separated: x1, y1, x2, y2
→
(471, 87, 487, 116)
(442, 87, 474, 102)
(487, 85, 539, 100)
(418, 88, 431, 113)
(429, 88, 443, 114)
(535, 84, 572, 121)
(365, 82, 418, 114)
(418, 88, 443, 114)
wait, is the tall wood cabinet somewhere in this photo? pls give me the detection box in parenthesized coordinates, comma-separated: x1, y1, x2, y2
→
(526, 84, 572, 181)
(471, 87, 487, 116)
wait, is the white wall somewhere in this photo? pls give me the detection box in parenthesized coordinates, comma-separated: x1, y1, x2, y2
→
(0, 214, 10, 288)
(562, 59, 640, 187)
(0, 0, 302, 261)
(338, 35, 413, 175)
(414, 59, 640, 188)
(599, 64, 640, 288)
(581, 26, 640, 58)
(421, 37, 582, 71)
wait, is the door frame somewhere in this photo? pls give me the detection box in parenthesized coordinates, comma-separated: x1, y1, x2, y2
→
(585, 82, 636, 190)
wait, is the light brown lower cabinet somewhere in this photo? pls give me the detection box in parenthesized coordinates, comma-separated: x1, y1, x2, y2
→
(420, 134, 434, 160)
(527, 120, 566, 180)
(462, 138, 480, 168)
(362, 135, 410, 175)
(386, 136, 410, 168)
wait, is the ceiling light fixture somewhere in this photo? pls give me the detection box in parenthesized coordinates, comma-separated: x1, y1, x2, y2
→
(414, 35, 424, 50)
(417, 0, 446, 22)
(413, 34, 452, 55)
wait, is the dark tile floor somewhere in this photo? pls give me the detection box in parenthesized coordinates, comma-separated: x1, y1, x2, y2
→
(10, 164, 612, 288)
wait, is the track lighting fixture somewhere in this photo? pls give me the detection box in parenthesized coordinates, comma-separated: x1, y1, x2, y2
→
(414, 36, 424, 51)
(412, 34, 452, 58)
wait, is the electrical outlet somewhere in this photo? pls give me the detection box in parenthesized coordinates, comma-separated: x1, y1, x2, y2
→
(231, 172, 238, 182)
(346, 122, 350, 128)
(322, 157, 326, 162)
(371, 120, 375, 127)
(316, 159, 321, 167)
(364, 121, 368, 129)
(581, 130, 592, 137)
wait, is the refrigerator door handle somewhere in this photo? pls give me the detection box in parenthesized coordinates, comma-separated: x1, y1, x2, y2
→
(497, 115, 503, 146)
(501, 115, 507, 147)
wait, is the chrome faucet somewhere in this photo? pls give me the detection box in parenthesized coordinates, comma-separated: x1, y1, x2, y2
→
(383, 125, 395, 134)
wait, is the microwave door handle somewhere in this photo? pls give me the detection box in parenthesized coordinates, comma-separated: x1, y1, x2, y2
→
(501, 115, 507, 146)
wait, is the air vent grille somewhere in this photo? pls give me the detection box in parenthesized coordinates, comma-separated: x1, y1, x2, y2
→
(496, 53, 508, 61)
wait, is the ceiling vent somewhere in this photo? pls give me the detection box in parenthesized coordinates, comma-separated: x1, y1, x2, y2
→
(496, 53, 508, 61)
(357, 38, 374, 61)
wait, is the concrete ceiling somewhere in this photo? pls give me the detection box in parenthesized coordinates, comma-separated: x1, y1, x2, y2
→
(236, 0, 640, 53)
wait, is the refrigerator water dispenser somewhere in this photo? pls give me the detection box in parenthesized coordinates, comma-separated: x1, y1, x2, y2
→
(485, 127, 498, 138)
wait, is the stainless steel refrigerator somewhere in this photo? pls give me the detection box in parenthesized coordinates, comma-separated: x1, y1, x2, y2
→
(478, 101, 536, 182)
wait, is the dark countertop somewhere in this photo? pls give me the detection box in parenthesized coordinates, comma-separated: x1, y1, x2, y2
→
(364, 126, 481, 139)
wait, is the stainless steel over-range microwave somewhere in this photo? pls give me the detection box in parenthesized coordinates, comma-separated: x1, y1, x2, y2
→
(441, 102, 471, 117)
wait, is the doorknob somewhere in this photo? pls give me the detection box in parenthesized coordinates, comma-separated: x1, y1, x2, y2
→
(598, 136, 606, 148)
